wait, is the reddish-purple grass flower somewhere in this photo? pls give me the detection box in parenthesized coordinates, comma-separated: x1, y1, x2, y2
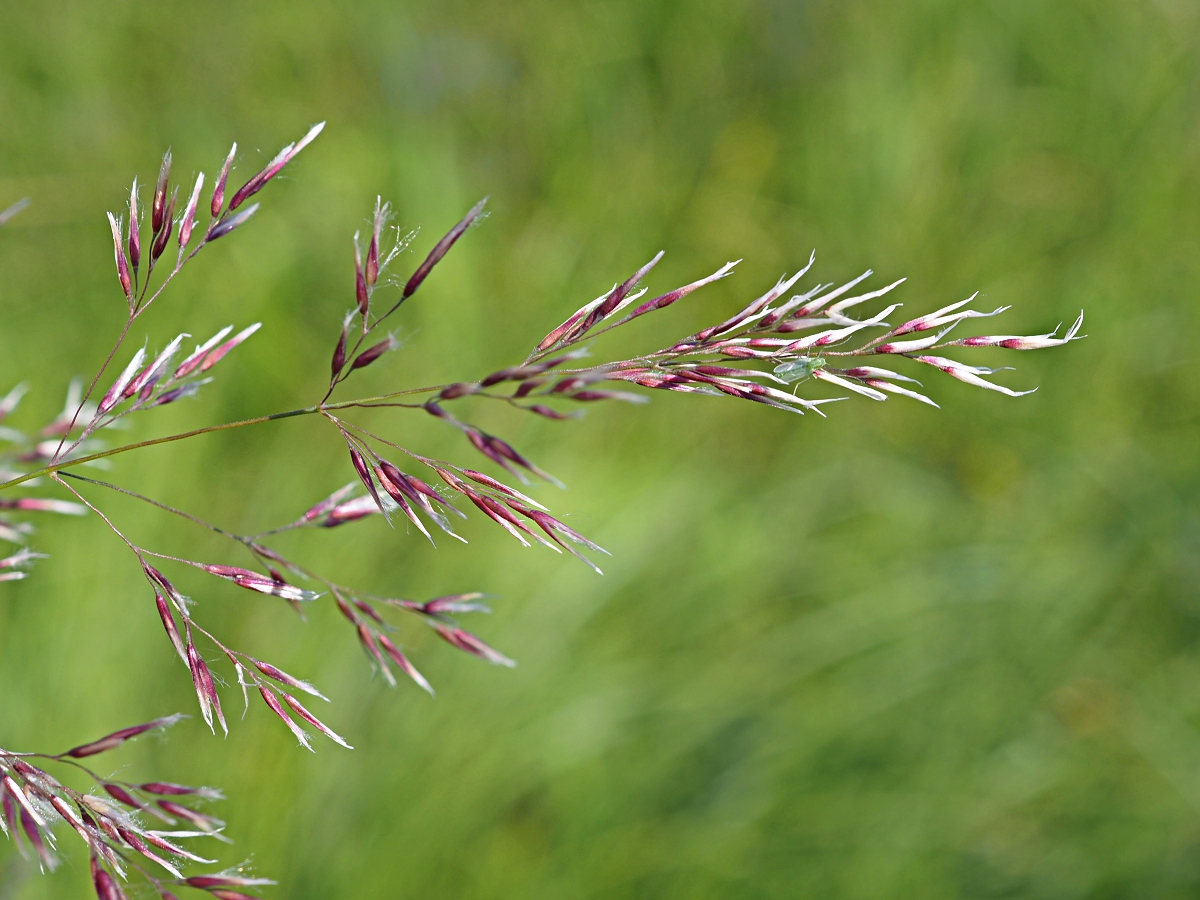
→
(227, 122, 324, 212)
(0, 125, 1085, 900)
(2, 715, 240, 893)
(65, 715, 184, 758)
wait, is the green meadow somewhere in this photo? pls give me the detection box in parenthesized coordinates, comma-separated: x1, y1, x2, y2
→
(1, 2, 1198, 897)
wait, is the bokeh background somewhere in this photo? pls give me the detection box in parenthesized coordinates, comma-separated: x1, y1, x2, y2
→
(1, 1, 1198, 897)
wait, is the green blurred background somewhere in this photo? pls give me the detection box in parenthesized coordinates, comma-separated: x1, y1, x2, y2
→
(1, 0, 1198, 897)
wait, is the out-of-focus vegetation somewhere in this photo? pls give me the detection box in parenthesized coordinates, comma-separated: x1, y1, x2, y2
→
(1, 1, 1198, 897)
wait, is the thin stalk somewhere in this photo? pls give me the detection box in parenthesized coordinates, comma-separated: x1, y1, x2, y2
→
(0, 377, 478, 491)
(2, 408, 320, 491)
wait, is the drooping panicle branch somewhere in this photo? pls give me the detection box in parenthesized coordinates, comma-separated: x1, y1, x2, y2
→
(0, 717, 269, 899)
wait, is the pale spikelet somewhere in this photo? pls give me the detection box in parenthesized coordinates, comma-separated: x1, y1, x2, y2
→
(177, 171, 205, 250)
(199, 322, 261, 371)
(0, 198, 30, 227)
(106, 212, 132, 301)
(0, 383, 28, 422)
(98, 348, 146, 414)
